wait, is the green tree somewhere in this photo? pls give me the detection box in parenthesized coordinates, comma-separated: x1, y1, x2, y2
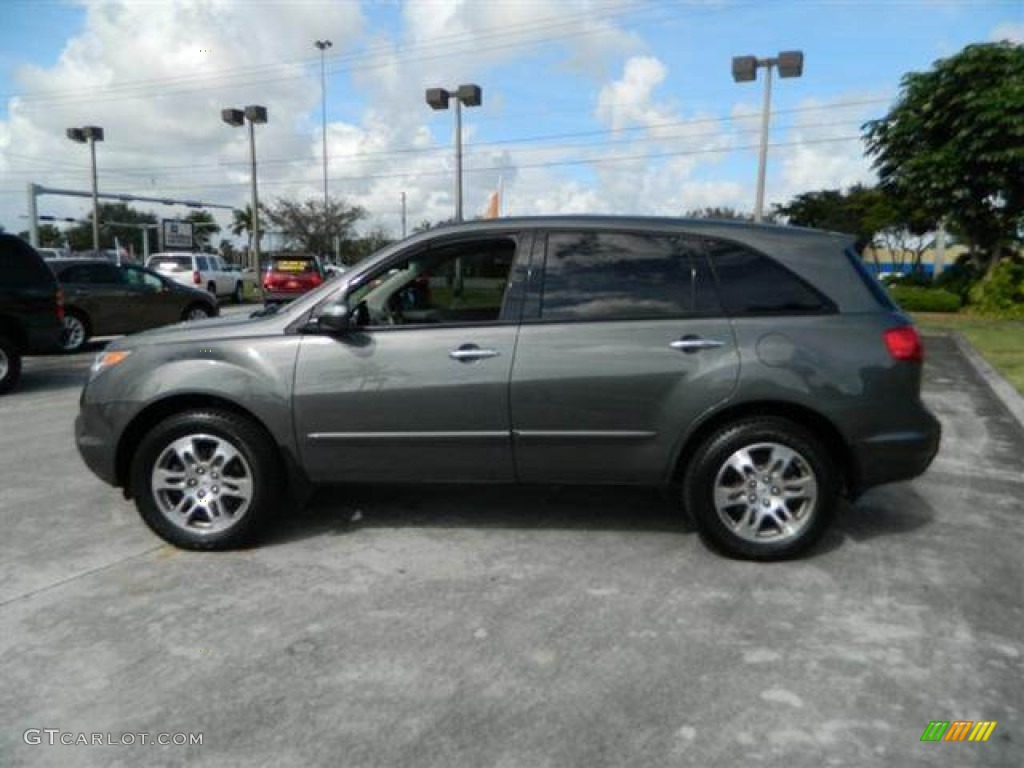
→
(65, 202, 158, 254)
(682, 207, 760, 221)
(184, 210, 220, 251)
(262, 196, 365, 258)
(340, 228, 394, 265)
(863, 42, 1024, 273)
(17, 223, 66, 248)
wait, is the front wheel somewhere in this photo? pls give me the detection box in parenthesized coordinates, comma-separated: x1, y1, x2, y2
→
(682, 417, 838, 561)
(129, 410, 282, 549)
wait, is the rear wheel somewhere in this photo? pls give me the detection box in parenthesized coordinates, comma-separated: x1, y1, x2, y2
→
(182, 303, 213, 321)
(682, 417, 838, 561)
(0, 335, 22, 395)
(130, 410, 282, 549)
(60, 311, 90, 353)
(232, 282, 243, 304)
(207, 281, 218, 298)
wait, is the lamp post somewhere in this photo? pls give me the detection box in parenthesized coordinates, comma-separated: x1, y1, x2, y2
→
(731, 51, 803, 222)
(425, 84, 482, 222)
(315, 39, 332, 260)
(66, 126, 104, 252)
(221, 105, 268, 270)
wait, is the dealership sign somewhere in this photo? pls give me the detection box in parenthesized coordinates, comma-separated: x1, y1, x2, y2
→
(162, 220, 193, 249)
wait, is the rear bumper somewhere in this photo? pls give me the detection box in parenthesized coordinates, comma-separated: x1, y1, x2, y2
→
(851, 411, 942, 495)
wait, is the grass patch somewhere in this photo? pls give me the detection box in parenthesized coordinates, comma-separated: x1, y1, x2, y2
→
(913, 313, 1024, 395)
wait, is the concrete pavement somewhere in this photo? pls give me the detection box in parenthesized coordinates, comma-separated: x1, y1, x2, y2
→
(0, 334, 1020, 767)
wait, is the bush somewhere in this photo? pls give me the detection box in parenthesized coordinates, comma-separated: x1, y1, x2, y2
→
(888, 285, 962, 312)
(967, 260, 1024, 318)
(933, 259, 981, 301)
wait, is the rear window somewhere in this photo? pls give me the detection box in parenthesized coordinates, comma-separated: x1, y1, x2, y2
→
(149, 256, 192, 271)
(0, 236, 56, 286)
(270, 257, 317, 274)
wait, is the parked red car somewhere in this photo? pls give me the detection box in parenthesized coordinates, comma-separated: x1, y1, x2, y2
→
(261, 254, 324, 304)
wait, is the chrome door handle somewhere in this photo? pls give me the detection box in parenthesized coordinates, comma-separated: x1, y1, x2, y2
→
(449, 346, 500, 362)
(670, 337, 725, 353)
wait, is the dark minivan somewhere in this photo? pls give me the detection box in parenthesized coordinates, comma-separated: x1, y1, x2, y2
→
(75, 217, 940, 560)
(0, 234, 64, 393)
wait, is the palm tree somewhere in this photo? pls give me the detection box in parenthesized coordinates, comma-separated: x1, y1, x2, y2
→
(231, 206, 253, 257)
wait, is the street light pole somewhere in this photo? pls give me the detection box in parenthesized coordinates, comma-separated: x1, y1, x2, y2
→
(315, 39, 332, 258)
(222, 106, 268, 271)
(426, 84, 482, 222)
(66, 126, 104, 251)
(731, 51, 803, 222)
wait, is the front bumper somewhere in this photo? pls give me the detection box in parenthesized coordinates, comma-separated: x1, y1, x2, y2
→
(75, 404, 121, 487)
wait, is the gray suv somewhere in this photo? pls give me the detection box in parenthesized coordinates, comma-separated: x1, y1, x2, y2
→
(75, 217, 940, 560)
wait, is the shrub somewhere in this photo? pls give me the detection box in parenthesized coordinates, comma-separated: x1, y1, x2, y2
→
(968, 260, 1024, 318)
(933, 260, 981, 301)
(888, 285, 962, 312)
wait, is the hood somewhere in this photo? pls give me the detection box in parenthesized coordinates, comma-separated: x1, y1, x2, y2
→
(109, 312, 286, 349)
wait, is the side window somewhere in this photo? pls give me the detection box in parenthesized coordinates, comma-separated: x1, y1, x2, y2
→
(124, 267, 163, 290)
(196, 257, 210, 271)
(58, 265, 91, 284)
(704, 239, 833, 315)
(91, 264, 126, 284)
(349, 237, 518, 327)
(539, 231, 714, 321)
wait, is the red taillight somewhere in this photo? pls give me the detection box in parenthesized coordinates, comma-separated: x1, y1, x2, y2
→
(884, 326, 923, 362)
(56, 287, 65, 322)
(193, 270, 202, 285)
(310, 273, 323, 286)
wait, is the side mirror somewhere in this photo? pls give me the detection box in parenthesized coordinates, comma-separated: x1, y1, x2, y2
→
(316, 303, 351, 334)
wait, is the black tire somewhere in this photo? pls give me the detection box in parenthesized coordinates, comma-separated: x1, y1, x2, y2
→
(232, 282, 243, 304)
(682, 417, 838, 561)
(0, 335, 22, 395)
(61, 310, 90, 353)
(207, 281, 218, 298)
(129, 410, 282, 550)
(181, 303, 213, 322)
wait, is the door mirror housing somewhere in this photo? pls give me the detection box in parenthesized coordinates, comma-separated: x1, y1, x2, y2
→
(316, 303, 352, 334)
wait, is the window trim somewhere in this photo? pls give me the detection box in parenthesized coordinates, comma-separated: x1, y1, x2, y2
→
(525, 228, 722, 326)
(344, 231, 531, 332)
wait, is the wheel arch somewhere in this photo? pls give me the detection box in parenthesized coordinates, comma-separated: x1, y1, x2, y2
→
(115, 393, 311, 503)
(668, 400, 858, 495)
(64, 305, 93, 337)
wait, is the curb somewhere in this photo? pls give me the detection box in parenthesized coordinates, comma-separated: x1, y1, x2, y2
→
(949, 331, 1024, 432)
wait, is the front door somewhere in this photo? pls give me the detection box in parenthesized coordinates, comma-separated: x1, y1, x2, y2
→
(510, 229, 740, 485)
(293, 233, 529, 484)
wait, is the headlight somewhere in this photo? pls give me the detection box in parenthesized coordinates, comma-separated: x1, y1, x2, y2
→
(90, 349, 132, 380)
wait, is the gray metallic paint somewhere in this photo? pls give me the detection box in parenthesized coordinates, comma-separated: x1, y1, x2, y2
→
(75, 216, 940, 505)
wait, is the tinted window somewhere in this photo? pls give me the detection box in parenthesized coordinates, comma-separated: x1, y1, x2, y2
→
(124, 267, 164, 290)
(60, 263, 125, 284)
(540, 232, 715, 321)
(0, 236, 54, 286)
(705, 239, 832, 314)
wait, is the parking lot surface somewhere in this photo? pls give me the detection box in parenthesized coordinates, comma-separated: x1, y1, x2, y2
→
(1, 332, 1021, 767)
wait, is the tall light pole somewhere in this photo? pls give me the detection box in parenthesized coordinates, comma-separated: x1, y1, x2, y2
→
(221, 105, 268, 270)
(66, 126, 104, 252)
(731, 51, 803, 222)
(425, 84, 482, 222)
(314, 39, 332, 260)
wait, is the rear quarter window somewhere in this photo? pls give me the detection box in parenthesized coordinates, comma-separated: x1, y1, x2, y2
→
(704, 238, 835, 315)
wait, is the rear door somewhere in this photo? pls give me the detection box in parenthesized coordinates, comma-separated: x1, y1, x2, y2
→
(509, 229, 740, 485)
(122, 265, 183, 329)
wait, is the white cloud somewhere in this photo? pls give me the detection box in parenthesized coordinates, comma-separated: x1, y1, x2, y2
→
(990, 22, 1024, 43)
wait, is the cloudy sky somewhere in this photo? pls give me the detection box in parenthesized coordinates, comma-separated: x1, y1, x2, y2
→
(0, 0, 1020, 245)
